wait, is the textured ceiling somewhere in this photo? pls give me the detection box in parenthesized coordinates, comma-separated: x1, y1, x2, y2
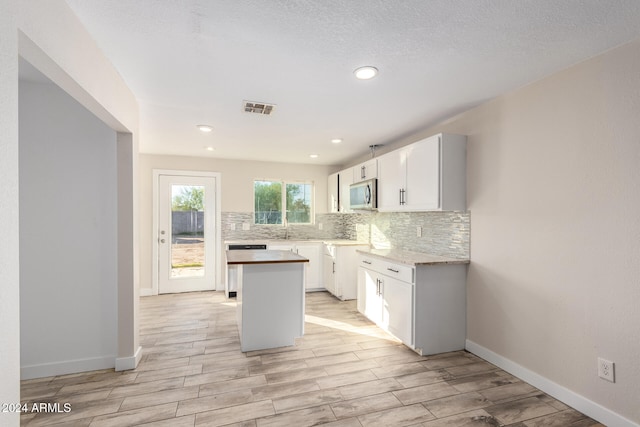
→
(62, 0, 640, 166)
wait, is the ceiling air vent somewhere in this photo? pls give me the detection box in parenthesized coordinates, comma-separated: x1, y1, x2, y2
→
(243, 101, 275, 115)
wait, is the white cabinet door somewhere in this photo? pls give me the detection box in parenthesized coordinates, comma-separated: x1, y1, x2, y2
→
(357, 266, 367, 314)
(381, 275, 413, 346)
(324, 253, 336, 296)
(338, 168, 353, 213)
(359, 267, 383, 324)
(377, 150, 405, 211)
(353, 158, 378, 182)
(271, 242, 322, 291)
(328, 172, 339, 213)
(296, 243, 322, 290)
(405, 135, 440, 210)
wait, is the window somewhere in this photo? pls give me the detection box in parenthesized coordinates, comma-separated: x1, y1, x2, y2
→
(254, 180, 313, 225)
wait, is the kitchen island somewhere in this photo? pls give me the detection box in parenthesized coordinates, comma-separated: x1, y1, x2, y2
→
(226, 249, 308, 352)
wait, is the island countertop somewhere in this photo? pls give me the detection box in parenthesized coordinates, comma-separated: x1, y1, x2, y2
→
(226, 249, 309, 265)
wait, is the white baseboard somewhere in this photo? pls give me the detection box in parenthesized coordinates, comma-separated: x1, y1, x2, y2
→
(465, 339, 638, 427)
(21, 355, 115, 380)
(115, 346, 142, 371)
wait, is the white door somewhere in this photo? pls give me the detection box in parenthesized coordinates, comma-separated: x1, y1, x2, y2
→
(158, 175, 216, 294)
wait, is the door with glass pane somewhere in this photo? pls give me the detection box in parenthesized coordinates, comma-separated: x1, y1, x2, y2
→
(158, 175, 216, 294)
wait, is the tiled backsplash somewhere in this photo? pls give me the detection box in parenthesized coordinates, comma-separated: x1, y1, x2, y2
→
(222, 211, 469, 258)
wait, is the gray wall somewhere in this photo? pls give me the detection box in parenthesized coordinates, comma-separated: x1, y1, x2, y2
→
(19, 79, 118, 378)
(138, 154, 335, 291)
(0, 0, 20, 422)
(423, 39, 640, 424)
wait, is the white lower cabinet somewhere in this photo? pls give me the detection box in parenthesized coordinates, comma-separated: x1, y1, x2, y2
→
(381, 275, 413, 346)
(324, 243, 369, 300)
(357, 254, 466, 355)
(268, 242, 323, 291)
(357, 266, 382, 322)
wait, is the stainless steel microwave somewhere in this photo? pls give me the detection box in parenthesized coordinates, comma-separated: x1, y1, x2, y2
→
(350, 178, 377, 210)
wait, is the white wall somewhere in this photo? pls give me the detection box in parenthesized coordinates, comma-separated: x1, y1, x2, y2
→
(407, 39, 639, 425)
(0, 0, 20, 425)
(138, 154, 334, 291)
(18, 0, 141, 374)
(19, 80, 118, 378)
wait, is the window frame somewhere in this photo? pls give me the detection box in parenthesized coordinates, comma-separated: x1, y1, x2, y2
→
(253, 178, 315, 226)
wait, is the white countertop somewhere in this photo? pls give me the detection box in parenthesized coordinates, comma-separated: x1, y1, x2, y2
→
(225, 239, 369, 246)
(356, 247, 470, 266)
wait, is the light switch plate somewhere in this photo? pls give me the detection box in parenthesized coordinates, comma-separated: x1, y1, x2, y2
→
(417, 226, 422, 237)
(242, 222, 250, 231)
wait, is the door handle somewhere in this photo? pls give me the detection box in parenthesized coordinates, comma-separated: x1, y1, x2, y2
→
(160, 239, 166, 243)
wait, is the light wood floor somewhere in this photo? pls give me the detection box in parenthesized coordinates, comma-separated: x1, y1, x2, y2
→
(21, 291, 601, 426)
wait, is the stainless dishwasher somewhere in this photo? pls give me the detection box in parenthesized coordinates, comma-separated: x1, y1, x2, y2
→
(225, 244, 267, 297)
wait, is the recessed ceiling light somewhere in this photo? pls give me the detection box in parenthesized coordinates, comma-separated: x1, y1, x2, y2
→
(197, 125, 213, 132)
(205, 146, 214, 151)
(331, 138, 343, 144)
(354, 66, 378, 80)
(309, 154, 319, 158)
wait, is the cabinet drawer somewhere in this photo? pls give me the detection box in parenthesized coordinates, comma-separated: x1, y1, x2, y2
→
(359, 256, 414, 284)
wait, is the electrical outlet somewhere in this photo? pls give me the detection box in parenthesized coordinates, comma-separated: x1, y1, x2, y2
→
(318, 223, 323, 230)
(230, 223, 236, 231)
(242, 222, 250, 231)
(416, 226, 422, 237)
(598, 357, 615, 383)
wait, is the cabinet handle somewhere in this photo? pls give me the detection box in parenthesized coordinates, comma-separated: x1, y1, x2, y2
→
(387, 268, 400, 273)
(362, 260, 372, 265)
(361, 165, 365, 179)
(332, 262, 335, 274)
(399, 189, 403, 205)
(375, 279, 380, 296)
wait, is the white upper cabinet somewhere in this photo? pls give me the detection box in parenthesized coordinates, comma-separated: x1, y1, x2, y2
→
(352, 158, 378, 183)
(328, 172, 339, 213)
(328, 169, 355, 213)
(378, 133, 466, 212)
(338, 168, 353, 213)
